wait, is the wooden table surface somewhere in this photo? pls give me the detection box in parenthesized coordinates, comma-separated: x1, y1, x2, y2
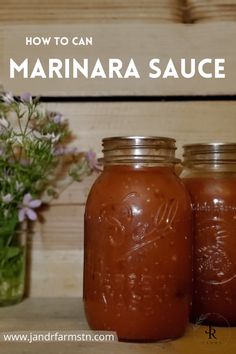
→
(0, 298, 235, 354)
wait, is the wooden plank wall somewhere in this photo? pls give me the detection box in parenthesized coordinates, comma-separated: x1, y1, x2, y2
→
(30, 101, 236, 297)
(0, 1, 235, 297)
(1, 23, 236, 96)
(0, 1, 185, 23)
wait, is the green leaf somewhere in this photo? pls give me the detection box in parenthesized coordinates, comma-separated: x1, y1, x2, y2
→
(0, 212, 19, 247)
(4, 247, 21, 260)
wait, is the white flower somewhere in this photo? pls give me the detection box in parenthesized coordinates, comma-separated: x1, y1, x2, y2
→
(0, 117, 9, 129)
(45, 132, 60, 143)
(33, 130, 60, 143)
(32, 130, 42, 139)
(2, 92, 14, 105)
(2, 193, 13, 203)
(15, 136, 23, 145)
(16, 181, 24, 192)
(6, 137, 15, 144)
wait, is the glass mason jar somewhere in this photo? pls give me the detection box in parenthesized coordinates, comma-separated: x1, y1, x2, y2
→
(84, 136, 192, 341)
(181, 143, 236, 326)
(0, 226, 26, 306)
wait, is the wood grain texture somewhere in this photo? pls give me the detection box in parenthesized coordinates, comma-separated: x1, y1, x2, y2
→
(1, 23, 236, 95)
(0, 0, 184, 24)
(0, 3, 235, 300)
(187, 0, 236, 23)
(33, 100, 236, 245)
(25, 100, 236, 296)
(30, 250, 84, 297)
(33, 205, 85, 250)
(46, 101, 236, 157)
(0, 298, 235, 354)
(33, 100, 236, 208)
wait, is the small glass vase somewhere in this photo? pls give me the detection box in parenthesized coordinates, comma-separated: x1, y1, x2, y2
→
(0, 227, 26, 306)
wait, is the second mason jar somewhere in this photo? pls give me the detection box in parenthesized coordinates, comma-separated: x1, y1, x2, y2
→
(84, 136, 192, 341)
(182, 143, 236, 326)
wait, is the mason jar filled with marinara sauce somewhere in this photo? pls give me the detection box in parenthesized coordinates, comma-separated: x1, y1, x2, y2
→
(84, 136, 192, 342)
(182, 143, 236, 326)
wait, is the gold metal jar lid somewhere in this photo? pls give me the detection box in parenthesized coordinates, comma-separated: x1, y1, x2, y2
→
(102, 136, 180, 165)
(183, 143, 236, 164)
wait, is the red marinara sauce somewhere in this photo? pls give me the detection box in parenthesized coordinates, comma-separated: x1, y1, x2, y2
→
(84, 137, 192, 341)
(182, 143, 236, 326)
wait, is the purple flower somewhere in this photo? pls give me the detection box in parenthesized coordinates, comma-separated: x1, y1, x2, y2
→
(53, 146, 79, 156)
(19, 158, 31, 166)
(20, 92, 32, 104)
(86, 150, 102, 171)
(18, 193, 42, 222)
(52, 146, 64, 156)
(53, 113, 63, 124)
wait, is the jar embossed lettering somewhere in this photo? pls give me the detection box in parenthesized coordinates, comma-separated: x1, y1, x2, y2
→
(84, 137, 192, 341)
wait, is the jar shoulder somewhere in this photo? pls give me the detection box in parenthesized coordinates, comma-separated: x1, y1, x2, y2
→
(181, 167, 236, 179)
(86, 167, 191, 209)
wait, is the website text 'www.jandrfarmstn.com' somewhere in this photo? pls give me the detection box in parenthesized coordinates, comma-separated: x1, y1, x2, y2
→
(0, 331, 117, 344)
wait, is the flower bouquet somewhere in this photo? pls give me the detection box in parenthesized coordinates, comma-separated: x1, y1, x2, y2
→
(0, 92, 98, 306)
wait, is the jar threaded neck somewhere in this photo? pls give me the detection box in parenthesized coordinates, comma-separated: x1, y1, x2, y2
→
(183, 143, 236, 166)
(101, 136, 179, 166)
